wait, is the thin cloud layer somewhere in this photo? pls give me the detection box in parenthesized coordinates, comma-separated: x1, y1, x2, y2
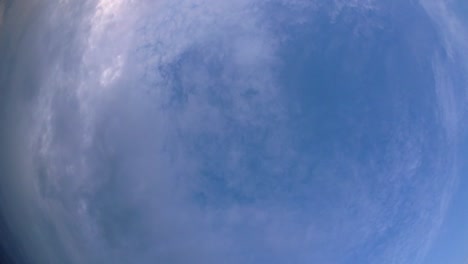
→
(0, 1, 465, 264)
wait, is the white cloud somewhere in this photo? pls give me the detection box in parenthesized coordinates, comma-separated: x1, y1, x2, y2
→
(22, 0, 292, 263)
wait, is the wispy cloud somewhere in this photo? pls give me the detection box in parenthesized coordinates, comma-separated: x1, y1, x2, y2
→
(0, 1, 464, 264)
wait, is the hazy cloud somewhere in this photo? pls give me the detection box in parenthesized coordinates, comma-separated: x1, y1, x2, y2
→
(0, 1, 464, 264)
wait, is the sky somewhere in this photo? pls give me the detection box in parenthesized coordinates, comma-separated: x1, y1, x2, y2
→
(0, 0, 467, 264)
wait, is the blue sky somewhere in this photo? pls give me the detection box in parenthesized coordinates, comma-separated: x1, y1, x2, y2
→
(0, 0, 467, 264)
(421, 1, 468, 262)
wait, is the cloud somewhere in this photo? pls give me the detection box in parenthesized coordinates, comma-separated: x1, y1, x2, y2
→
(0, 1, 465, 264)
(10, 0, 293, 263)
